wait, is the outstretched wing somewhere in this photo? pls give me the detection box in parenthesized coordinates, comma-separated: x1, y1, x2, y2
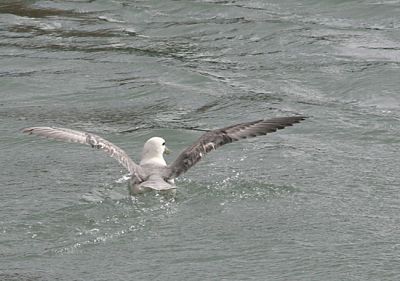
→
(23, 127, 145, 181)
(166, 116, 307, 179)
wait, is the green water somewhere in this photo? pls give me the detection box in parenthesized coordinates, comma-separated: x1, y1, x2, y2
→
(1, 0, 400, 280)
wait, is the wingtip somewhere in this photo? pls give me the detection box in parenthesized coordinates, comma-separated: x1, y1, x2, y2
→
(290, 115, 308, 123)
(22, 127, 33, 134)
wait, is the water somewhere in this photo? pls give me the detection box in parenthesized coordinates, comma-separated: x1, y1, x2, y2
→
(1, 0, 400, 280)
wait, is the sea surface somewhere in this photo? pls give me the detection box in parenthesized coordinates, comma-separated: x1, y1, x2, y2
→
(1, 0, 400, 280)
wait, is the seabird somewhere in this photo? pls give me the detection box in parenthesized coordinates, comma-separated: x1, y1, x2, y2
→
(22, 116, 306, 195)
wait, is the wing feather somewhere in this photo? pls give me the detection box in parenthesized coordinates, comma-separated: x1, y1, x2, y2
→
(166, 116, 306, 178)
(22, 127, 145, 181)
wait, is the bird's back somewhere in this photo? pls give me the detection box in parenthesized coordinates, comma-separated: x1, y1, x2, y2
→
(129, 163, 175, 194)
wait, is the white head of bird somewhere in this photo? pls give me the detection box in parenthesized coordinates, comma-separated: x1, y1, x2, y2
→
(140, 137, 170, 166)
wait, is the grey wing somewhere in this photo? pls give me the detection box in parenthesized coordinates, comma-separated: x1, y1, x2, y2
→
(23, 127, 145, 181)
(166, 116, 307, 179)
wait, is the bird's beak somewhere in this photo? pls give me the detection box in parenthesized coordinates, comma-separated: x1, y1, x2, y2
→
(164, 146, 171, 155)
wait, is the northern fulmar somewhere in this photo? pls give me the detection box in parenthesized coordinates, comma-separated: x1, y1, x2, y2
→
(23, 116, 306, 195)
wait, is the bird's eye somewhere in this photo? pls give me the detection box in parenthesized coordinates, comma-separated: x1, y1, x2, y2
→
(162, 142, 165, 146)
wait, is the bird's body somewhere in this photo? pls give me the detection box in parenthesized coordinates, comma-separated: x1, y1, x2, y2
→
(23, 116, 306, 195)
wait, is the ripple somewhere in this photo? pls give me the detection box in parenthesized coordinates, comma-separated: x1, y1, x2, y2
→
(2, 0, 400, 279)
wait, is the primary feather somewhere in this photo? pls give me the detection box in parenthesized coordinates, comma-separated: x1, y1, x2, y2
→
(166, 116, 306, 178)
(22, 127, 145, 181)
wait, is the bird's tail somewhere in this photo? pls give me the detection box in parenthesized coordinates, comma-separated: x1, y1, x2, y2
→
(138, 175, 175, 191)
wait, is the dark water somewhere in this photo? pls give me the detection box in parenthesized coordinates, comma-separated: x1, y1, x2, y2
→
(1, 0, 400, 280)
